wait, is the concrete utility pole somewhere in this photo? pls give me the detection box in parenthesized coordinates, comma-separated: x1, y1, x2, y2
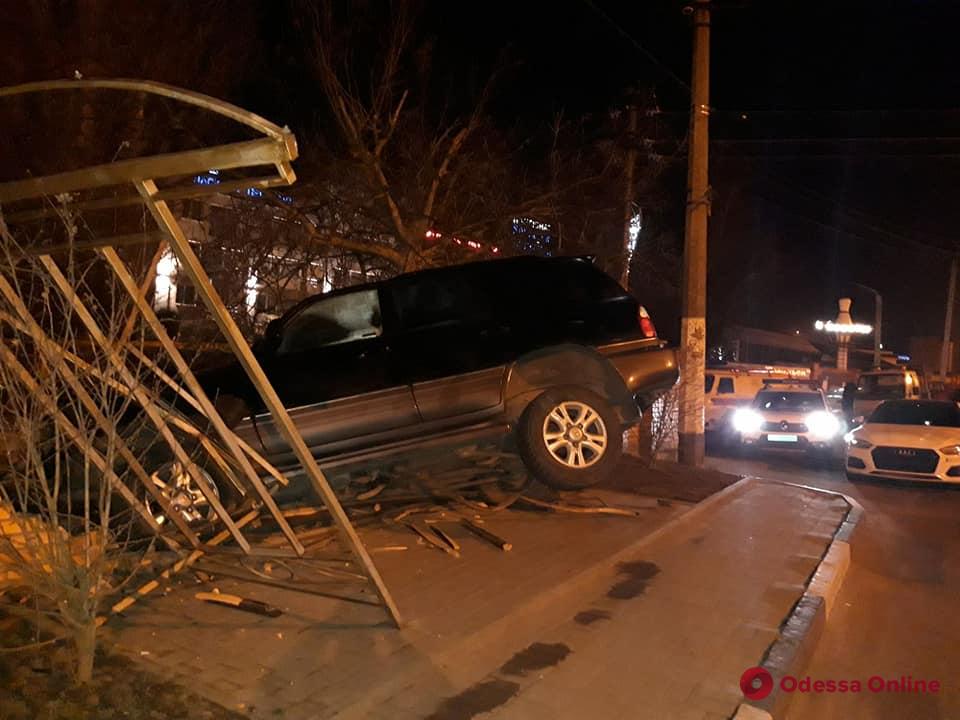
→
(620, 103, 639, 289)
(678, 0, 711, 466)
(940, 255, 958, 379)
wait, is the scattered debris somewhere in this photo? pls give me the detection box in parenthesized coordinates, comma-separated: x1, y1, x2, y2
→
(405, 522, 460, 558)
(195, 591, 282, 618)
(356, 483, 387, 501)
(371, 545, 408, 553)
(431, 526, 461, 553)
(518, 495, 653, 516)
(460, 518, 512, 552)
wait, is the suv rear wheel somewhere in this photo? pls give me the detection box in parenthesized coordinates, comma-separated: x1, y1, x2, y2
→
(517, 387, 622, 490)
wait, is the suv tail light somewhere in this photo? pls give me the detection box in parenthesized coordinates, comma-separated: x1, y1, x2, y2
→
(638, 306, 657, 338)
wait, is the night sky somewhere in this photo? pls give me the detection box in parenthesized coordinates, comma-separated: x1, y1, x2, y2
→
(478, 0, 960, 351)
(4, 0, 960, 351)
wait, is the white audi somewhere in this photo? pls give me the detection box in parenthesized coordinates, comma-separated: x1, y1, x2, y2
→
(845, 400, 960, 484)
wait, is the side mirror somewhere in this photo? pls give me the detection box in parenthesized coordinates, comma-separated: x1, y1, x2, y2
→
(852, 415, 865, 427)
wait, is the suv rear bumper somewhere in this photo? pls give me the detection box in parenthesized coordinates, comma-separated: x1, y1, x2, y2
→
(599, 341, 680, 409)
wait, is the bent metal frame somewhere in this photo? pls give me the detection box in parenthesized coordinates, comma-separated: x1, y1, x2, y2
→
(0, 79, 401, 627)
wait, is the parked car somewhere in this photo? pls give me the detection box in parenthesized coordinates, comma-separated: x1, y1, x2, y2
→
(845, 399, 960, 484)
(703, 365, 811, 442)
(197, 255, 679, 498)
(732, 381, 842, 457)
(852, 369, 923, 419)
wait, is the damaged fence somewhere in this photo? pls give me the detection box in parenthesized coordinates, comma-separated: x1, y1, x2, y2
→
(0, 79, 403, 626)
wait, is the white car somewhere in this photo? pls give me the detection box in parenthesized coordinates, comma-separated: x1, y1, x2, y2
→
(845, 399, 960, 484)
(732, 384, 842, 456)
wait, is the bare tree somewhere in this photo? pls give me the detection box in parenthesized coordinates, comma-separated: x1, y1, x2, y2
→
(0, 209, 222, 683)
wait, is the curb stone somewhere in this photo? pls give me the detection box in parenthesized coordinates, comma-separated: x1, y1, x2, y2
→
(731, 481, 865, 720)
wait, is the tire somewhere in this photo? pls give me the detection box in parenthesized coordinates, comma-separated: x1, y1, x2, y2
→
(115, 426, 242, 534)
(516, 386, 623, 491)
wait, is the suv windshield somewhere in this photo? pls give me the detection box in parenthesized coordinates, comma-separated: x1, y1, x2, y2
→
(754, 391, 824, 412)
(869, 401, 960, 427)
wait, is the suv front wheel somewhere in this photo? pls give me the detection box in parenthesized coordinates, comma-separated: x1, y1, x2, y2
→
(517, 387, 622, 490)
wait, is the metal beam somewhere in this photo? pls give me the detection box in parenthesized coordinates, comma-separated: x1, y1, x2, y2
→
(5, 174, 290, 224)
(0, 79, 296, 145)
(37, 255, 250, 552)
(100, 246, 305, 554)
(0, 138, 290, 204)
(135, 179, 403, 627)
(0, 289, 201, 548)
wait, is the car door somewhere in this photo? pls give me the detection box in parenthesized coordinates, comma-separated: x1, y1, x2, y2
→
(387, 268, 507, 422)
(248, 285, 420, 459)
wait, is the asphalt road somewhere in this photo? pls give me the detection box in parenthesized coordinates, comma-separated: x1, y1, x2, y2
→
(705, 448, 960, 720)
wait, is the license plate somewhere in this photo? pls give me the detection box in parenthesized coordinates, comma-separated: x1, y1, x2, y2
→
(767, 433, 798, 443)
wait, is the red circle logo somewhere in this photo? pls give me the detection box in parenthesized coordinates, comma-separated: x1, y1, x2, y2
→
(740, 667, 774, 700)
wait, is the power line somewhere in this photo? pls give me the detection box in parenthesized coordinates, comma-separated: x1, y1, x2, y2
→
(757, 173, 958, 249)
(741, 186, 956, 257)
(579, 0, 692, 94)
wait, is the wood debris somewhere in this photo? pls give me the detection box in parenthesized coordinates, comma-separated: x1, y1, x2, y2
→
(460, 518, 512, 551)
(195, 591, 282, 617)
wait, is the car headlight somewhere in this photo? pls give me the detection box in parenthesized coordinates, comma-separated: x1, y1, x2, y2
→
(844, 432, 873, 449)
(939, 445, 960, 455)
(806, 411, 840, 439)
(732, 408, 763, 434)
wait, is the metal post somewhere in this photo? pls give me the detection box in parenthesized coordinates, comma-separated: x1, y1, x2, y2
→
(941, 255, 958, 379)
(135, 180, 403, 627)
(875, 293, 882, 367)
(678, 0, 711, 466)
(852, 283, 882, 368)
(620, 103, 638, 289)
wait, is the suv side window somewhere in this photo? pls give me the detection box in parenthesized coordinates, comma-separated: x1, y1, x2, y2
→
(705, 374, 715, 393)
(390, 271, 491, 331)
(717, 377, 735, 394)
(277, 288, 382, 355)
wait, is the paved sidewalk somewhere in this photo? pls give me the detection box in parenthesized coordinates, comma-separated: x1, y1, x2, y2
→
(104, 477, 849, 720)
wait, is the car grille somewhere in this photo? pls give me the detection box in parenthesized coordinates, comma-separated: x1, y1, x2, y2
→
(762, 421, 808, 433)
(871, 447, 939, 473)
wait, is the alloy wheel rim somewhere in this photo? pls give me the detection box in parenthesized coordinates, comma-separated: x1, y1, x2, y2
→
(542, 401, 607, 469)
(148, 461, 218, 525)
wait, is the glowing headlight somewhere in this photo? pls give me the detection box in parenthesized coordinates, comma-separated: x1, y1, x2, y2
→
(844, 432, 873, 449)
(806, 411, 840, 439)
(732, 408, 763, 434)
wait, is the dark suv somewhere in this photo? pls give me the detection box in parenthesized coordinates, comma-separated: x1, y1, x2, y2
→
(202, 255, 678, 490)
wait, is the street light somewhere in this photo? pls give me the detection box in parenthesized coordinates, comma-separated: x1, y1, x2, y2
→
(852, 282, 883, 368)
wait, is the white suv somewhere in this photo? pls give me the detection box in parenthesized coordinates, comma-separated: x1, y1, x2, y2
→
(733, 383, 842, 455)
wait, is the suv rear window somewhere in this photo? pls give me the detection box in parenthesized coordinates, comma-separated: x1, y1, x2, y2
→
(717, 377, 734, 394)
(390, 270, 492, 331)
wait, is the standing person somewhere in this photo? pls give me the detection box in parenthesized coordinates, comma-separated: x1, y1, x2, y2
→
(841, 381, 857, 424)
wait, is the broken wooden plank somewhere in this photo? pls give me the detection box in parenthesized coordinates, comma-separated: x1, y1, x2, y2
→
(460, 518, 512, 551)
(356, 483, 386, 501)
(195, 591, 282, 617)
(431, 526, 461, 553)
(405, 522, 459, 558)
(98, 510, 260, 625)
(519, 496, 652, 517)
